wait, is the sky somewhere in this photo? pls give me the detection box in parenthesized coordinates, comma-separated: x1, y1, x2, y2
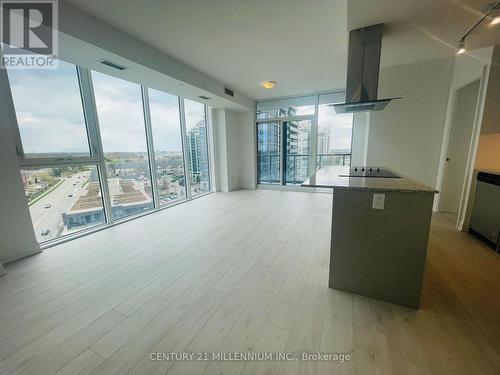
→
(8, 62, 206, 155)
(318, 105, 353, 151)
(148, 88, 182, 152)
(92, 71, 149, 153)
(9, 61, 346, 159)
(8, 60, 90, 155)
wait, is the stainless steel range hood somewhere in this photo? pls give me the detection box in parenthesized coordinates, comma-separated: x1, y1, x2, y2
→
(334, 23, 400, 114)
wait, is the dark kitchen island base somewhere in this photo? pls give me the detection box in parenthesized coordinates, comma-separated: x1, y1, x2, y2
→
(330, 188, 434, 309)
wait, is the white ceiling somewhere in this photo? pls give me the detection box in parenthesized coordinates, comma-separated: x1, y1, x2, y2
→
(66, 0, 499, 100)
(65, 0, 348, 100)
(349, 0, 500, 68)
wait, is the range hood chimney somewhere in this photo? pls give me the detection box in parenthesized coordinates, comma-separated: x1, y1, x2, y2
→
(334, 23, 400, 114)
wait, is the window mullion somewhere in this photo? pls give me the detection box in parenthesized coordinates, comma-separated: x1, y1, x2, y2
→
(0, 67, 25, 159)
(76, 67, 113, 225)
(204, 105, 214, 192)
(310, 94, 319, 175)
(179, 98, 191, 199)
(280, 121, 285, 186)
(141, 86, 159, 209)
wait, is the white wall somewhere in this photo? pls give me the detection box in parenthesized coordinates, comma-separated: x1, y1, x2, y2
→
(212, 109, 230, 192)
(0, 70, 41, 264)
(212, 109, 256, 191)
(366, 58, 454, 188)
(234, 111, 257, 190)
(435, 47, 493, 227)
(451, 47, 493, 89)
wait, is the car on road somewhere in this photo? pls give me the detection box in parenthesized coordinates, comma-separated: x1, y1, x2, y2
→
(44, 204, 51, 209)
(68, 194, 73, 197)
(41, 229, 50, 236)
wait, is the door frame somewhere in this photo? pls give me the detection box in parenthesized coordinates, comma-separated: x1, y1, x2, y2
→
(435, 65, 490, 230)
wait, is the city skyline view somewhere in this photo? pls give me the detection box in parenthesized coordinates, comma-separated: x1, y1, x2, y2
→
(257, 103, 353, 185)
(9, 60, 211, 243)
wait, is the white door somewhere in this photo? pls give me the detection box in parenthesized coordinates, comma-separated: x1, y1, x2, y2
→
(440, 80, 481, 216)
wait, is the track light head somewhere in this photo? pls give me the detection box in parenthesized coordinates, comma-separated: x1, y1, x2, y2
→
(457, 39, 466, 55)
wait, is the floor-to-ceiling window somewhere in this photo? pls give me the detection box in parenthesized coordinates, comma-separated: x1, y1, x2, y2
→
(284, 120, 313, 184)
(92, 72, 154, 220)
(317, 94, 353, 169)
(256, 92, 353, 187)
(7, 61, 106, 242)
(184, 99, 210, 196)
(148, 88, 186, 205)
(257, 122, 281, 184)
(4, 56, 213, 245)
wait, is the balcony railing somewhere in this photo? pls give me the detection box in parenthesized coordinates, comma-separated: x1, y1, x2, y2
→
(317, 153, 351, 169)
(258, 152, 351, 185)
(257, 154, 280, 184)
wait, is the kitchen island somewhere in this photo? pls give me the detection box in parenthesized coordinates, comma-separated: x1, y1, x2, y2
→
(302, 166, 437, 308)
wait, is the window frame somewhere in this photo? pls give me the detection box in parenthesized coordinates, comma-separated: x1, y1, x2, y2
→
(3, 60, 214, 248)
(7, 65, 101, 168)
(255, 91, 353, 189)
(182, 98, 212, 196)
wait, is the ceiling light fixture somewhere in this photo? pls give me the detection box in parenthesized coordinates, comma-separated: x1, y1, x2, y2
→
(457, 38, 466, 54)
(457, 1, 500, 55)
(261, 81, 277, 89)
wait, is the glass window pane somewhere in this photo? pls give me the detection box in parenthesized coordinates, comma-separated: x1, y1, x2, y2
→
(21, 165, 105, 243)
(7, 60, 91, 157)
(257, 95, 316, 119)
(317, 104, 353, 169)
(148, 88, 186, 205)
(257, 122, 281, 184)
(184, 99, 210, 196)
(92, 71, 154, 220)
(284, 120, 312, 185)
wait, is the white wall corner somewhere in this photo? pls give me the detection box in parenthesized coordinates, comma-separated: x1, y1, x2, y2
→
(212, 109, 230, 192)
(0, 69, 42, 263)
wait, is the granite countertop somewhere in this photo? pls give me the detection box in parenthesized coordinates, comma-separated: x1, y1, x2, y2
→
(302, 166, 438, 194)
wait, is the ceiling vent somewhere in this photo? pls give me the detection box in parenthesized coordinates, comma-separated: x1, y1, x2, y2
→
(199, 95, 211, 100)
(98, 59, 128, 71)
(224, 87, 234, 97)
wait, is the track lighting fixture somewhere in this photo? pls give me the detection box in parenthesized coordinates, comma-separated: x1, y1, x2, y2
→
(457, 1, 500, 55)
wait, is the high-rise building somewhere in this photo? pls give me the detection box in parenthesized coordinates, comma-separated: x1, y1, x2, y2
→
(317, 129, 331, 154)
(257, 122, 280, 183)
(188, 120, 210, 191)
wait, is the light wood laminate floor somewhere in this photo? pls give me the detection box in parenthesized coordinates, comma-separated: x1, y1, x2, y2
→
(0, 189, 499, 375)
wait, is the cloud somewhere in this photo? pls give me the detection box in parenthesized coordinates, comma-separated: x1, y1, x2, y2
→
(318, 105, 353, 151)
(148, 88, 183, 152)
(184, 99, 206, 130)
(92, 71, 149, 152)
(8, 60, 90, 154)
(8, 62, 206, 157)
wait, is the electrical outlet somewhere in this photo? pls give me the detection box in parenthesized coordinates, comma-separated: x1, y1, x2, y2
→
(372, 193, 385, 209)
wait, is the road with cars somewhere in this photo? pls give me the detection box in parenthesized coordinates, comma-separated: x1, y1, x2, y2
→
(29, 171, 90, 243)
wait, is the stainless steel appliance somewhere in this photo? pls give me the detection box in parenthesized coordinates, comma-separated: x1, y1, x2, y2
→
(469, 170, 500, 252)
(333, 24, 401, 114)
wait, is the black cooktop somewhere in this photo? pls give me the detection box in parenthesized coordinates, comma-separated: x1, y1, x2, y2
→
(339, 166, 401, 178)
